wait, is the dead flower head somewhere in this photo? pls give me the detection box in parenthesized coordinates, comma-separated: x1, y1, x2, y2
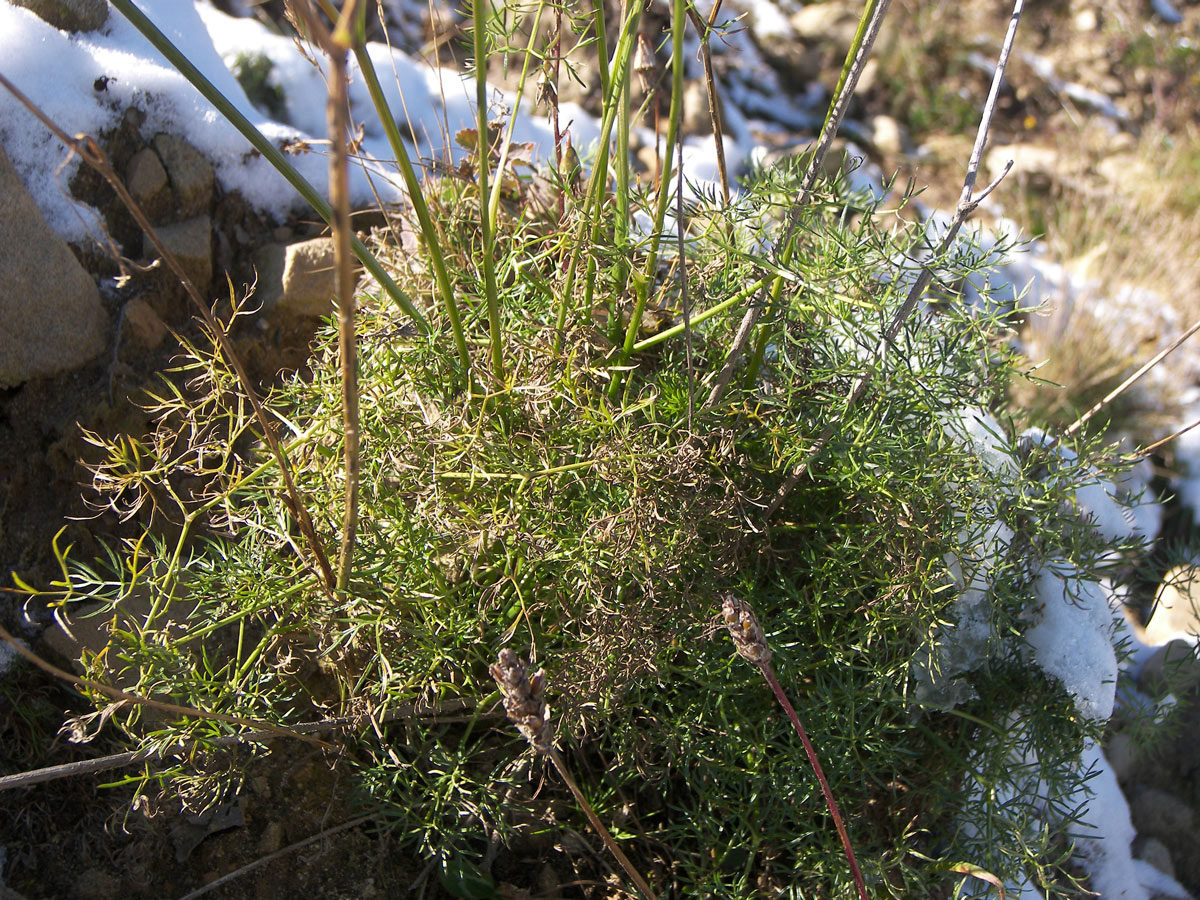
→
(490, 648, 554, 753)
(722, 593, 772, 666)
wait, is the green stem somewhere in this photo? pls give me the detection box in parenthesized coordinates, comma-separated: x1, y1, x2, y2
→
(607, 0, 685, 400)
(319, 0, 471, 381)
(473, 0, 506, 382)
(551, 0, 646, 353)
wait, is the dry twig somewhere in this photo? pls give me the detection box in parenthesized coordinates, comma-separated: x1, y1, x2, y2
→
(765, 0, 1026, 518)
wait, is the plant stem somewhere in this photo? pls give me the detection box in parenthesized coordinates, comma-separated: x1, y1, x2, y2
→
(327, 2, 361, 594)
(317, 0, 472, 383)
(548, 748, 659, 900)
(608, 0, 686, 400)
(473, 0, 506, 383)
(758, 661, 869, 900)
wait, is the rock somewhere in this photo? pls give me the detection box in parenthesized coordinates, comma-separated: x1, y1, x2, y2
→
(869, 114, 908, 157)
(1073, 9, 1099, 31)
(152, 133, 215, 219)
(119, 297, 170, 352)
(1129, 787, 1195, 843)
(9, 0, 108, 32)
(682, 80, 717, 138)
(1104, 731, 1139, 783)
(125, 147, 172, 224)
(72, 867, 119, 900)
(790, 2, 859, 48)
(985, 143, 1060, 190)
(257, 821, 285, 854)
(1145, 567, 1200, 644)
(144, 214, 212, 304)
(1139, 639, 1200, 696)
(0, 144, 106, 387)
(253, 237, 359, 317)
(41, 588, 197, 690)
(1134, 837, 1177, 879)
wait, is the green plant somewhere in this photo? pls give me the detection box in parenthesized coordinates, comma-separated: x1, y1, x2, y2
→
(4, 1, 1148, 898)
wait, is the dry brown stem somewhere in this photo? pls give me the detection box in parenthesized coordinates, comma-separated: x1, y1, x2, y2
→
(0, 71, 338, 597)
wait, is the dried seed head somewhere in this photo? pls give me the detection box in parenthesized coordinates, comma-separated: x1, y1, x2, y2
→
(490, 648, 554, 753)
(722, 593, 772, 665)
(535, 60, 556, 110)
(633, 34, 655, 92)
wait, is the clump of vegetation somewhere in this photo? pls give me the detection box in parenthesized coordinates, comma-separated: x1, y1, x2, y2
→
(6, 0, 1153, 898)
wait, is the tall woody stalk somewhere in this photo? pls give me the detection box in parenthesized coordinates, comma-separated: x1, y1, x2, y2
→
(289, 0, 362, 594)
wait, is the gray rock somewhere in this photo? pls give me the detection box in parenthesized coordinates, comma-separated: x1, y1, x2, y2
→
(152, 133, 215, 219)
(1129, 787, 1196, 843)
(1104, 731, 1139, 783)
(9, 0, 108, 32)
(144, 214, 212, 301)
(1135, 837, 1177, 880)
(0, 144, 106, 387)
(125, 146, 172, 223)
(253, 237, 358, 317)
(1139, 639, 1200, 697)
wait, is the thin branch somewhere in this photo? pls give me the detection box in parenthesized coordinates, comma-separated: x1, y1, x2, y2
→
(1065, 315, 1200, 440)
(677, 137, 695, 431)
(290, 0, 363, 594)
(686, 0, 729, 206)
(1128, 416, 1200, 461)
(0, 71, 338, 598)
(0, 697, 476, 792)
(765, 0, 1026, 519)
(491, 650, 658, 899)
(722, 595, 868, 900)
(704, 0, 892, 409)
(175, 814, 377, 900)
(0, 623, 328, 757)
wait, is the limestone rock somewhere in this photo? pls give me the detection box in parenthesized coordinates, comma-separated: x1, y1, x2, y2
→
(9, 0, 108, 32)
(868, 114, 909, 157)
(1139, 639, 1200, 696)
(125, 146, 172, 223)
(152, 133, 215, 219)
(0, 144, 106, 387)
(1146, 567, 1200, 644)
(144, 214, 212, 302)
(790, 2, 860, 48)
(253, 237, 360, 317)
(985, 143, 1061, 190)
(1104, 731, 1138, 783)
(120, 297, 170, 352)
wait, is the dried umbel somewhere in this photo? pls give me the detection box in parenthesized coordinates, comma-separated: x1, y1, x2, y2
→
(490, 649, 554, 753)
(722, 593, 772, 666)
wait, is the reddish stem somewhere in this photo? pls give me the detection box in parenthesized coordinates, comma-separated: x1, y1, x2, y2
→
(759, 662, 869, 900)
